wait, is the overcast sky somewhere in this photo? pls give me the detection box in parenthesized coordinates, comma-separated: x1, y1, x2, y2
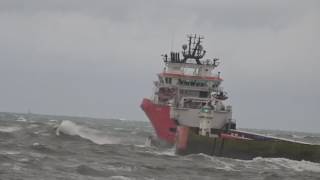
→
(0, 0, 319, 132)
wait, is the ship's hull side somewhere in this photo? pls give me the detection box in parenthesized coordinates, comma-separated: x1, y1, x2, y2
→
(141, 98, 177, 143)
(176, 126, 320, 163)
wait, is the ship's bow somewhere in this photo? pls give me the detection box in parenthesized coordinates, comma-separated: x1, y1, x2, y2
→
(140, 98, 176, 144)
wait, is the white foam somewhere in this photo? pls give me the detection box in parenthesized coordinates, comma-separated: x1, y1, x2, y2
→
(143, 137, 152, 147)
(213, 159, 237, 171)
(291, 134, 306, 139)
(32, 142, 40, 146)
(107, 165, 133, 172)
(0, 150, 20, 155)
(202, 154, 237, 171)
(0, 126, 21, 133)
(258, 157, 320, 172)
(107, 176, 134, 180)
(185, 154, 237, 171)
(56, 120, 119, 145)
(151, 148, 176, 156)
(27, 124, 39, 129)
(134, 144, 148, 148)
(244, 157, 320, 172)
(16, 116, 27, 122)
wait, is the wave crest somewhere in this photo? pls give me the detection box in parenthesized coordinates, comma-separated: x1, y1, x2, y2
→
(56, 120, 119, 145)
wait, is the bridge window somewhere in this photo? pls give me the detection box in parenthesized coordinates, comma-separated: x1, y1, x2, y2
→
(178, 79, 207, 87)
(165, 77, 172, 84)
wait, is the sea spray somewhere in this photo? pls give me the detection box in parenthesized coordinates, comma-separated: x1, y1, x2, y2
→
(56, 120, 119, 145)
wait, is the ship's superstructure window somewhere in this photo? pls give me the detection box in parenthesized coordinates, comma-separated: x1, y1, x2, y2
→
(180, 89, 207, 98)
(199, 91, 209, 98)
(165, 77, 172, 84)
(183, 99, 203, 109)
(159, 77, 164, 83)
(158, 87, 177, 103)
(183, 67, 196, 75)
(178, 79, 207, 87)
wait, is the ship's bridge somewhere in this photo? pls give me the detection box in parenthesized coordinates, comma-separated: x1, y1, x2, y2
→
(157, 61, 223, 90)
(163, 61, 221, 79)
(154, 34, 224, 104)
(159, 34, 222, 87)
(164, 61, 217, 76)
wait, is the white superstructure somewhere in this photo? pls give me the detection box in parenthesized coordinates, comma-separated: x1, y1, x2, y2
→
(152, 35, 235, 136)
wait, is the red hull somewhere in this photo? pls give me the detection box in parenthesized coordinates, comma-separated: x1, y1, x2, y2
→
(176, 126, 189, 150)
(140, 98, 176, 143)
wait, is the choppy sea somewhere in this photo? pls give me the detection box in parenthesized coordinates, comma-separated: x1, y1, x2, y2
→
(0, 112, 320, 180)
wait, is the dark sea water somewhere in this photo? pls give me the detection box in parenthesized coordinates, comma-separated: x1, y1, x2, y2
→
(0, 112, 320, 180)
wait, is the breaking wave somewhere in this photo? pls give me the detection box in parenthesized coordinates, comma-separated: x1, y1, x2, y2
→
(56, 120, 119, 145)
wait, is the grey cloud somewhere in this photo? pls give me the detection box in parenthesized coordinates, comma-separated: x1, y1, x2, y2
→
(1, 0, 318, 29)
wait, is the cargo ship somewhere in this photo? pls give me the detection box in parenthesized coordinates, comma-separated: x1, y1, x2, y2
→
(141, 34, 320, 162)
